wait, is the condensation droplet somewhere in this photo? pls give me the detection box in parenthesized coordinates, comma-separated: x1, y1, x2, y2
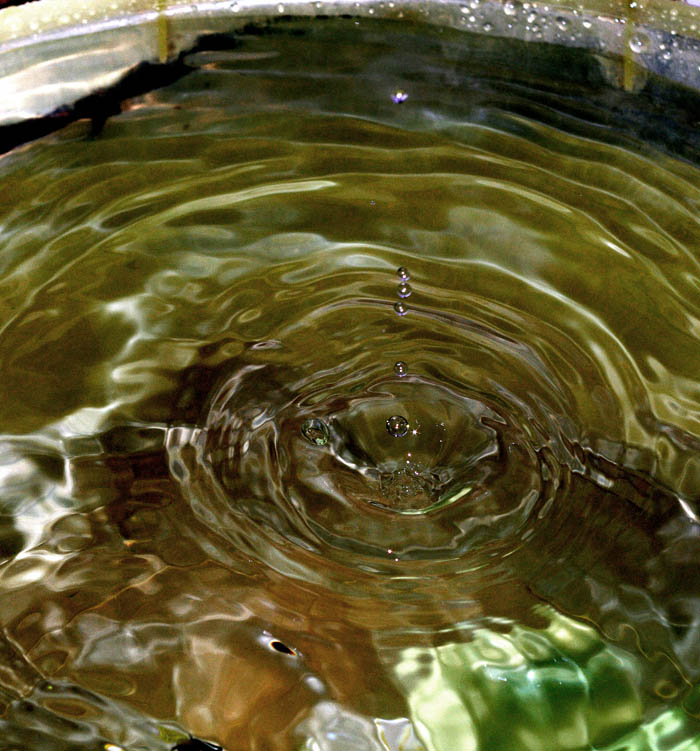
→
(397, 282, 412, 298)
(483, 21, 493, 31)
(504, 0, 519, 15)
(397, 266, 410, 281)
(301, 418, 330, 446)
(391, 90, 408, 104)
(394, 301, 407, 316)
(386, 415, 409, 438)
(582, 18, 592, 28)
(460, 4, 469, 12)
(556, 16, 568, 29)
(394, 361, 408, 377)
(277, 2, 285, 11)
(628, 32, 649, 53)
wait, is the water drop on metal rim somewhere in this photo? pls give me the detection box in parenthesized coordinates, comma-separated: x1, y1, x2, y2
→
(394, 361, 408, 377)
(394, 301, 407, 316)
(397, 282, 412, 298)
(301, 418, 330, 446)
(391, 90, 408, 104)
(397, 266, 410, 281)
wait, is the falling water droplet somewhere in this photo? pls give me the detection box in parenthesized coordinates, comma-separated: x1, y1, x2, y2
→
(394, 361, 408, 377)
(301, 418, 330, 446)
(386, 415, 409, 438)
(397, 266, 410, 281)
(391, 90, 408, 104)
(394, 301, 407, 316)
(397, 282, 412, 298)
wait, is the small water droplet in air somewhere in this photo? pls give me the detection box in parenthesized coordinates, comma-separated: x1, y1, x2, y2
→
(391, 90, 408, 104)
(482, 21, 493, 31)
(301, 418, 330, 446)
(469, 0, 480, 7)
(397, 266, 410, 281)
(370, 200, 376, 206)
(661, 49, 672, 61)
(397, 282, 412, 298)
(504, 0, 519, 15)
(277, 2, 284, 11)
(556, 15, 568, 29)
(394, 361, 408, 377)
(394, 301, 407, 316)
(386, 415, 409, 438)
(460, 4, 469, 12)
(231, 1, 240, 9)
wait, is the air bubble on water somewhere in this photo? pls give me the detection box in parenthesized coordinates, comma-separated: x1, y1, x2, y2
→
(397, 266, 410, 281)
(394, 361, 408, 377)
(397, 282, 412, 298)
(301, 418, 330, 446)
(386, 415, 409, 438)
(392, 90, 408, 104)
(394, 301, 407, 316)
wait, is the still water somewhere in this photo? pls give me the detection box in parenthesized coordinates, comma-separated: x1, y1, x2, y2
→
(1, 15, 700, 751)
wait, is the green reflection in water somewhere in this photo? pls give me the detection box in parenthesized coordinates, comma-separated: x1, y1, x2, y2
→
(391, 608, 700, 751)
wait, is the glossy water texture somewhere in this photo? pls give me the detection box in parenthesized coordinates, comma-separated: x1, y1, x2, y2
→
(1, 17, 700, 751)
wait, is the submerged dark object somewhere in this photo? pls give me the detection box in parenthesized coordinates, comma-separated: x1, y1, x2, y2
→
(173, 737, 224, 751)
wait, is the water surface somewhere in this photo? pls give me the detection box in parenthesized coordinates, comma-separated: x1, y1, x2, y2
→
(1, 17, 700, 751)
